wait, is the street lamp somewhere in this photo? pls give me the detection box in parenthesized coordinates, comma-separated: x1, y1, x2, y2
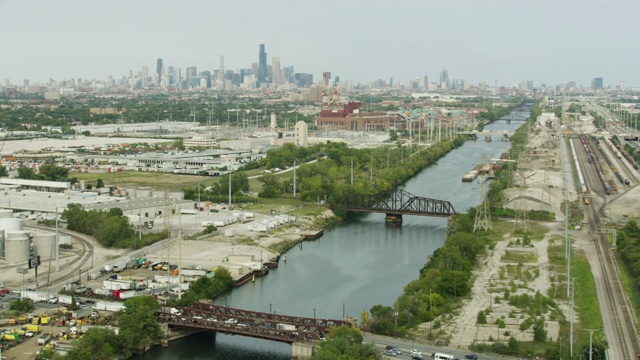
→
(313, 307, 316, 319)
(393, 311, 398, 338)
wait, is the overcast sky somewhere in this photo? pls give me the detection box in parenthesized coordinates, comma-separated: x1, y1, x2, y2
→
(1, 0, 638, 88)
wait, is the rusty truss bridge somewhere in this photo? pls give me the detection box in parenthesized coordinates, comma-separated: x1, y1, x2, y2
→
(335, 189, 455, 222)
(158, 302, 352, 346)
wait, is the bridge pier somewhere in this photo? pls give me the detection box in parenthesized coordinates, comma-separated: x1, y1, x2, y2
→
(385, 213, 403, 223)
(291, 342, 316, 359)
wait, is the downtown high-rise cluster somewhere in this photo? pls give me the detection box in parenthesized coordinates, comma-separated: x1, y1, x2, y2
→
(137, 43, 322, 91)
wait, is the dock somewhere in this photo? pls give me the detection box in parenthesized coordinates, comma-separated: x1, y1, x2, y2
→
(302, 229, 324, 240)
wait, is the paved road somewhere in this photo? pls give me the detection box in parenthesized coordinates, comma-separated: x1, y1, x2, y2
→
(362, 332, 516, 360)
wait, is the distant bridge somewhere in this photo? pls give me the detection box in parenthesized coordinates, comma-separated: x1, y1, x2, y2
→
(335, 189, 455, 222)
(159, 303, 352, 357)
(455, 130, 512, 136)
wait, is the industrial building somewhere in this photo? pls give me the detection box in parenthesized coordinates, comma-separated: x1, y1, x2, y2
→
(314, 90, 405, 132)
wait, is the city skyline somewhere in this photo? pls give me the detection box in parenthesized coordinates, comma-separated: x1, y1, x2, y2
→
(1, 0, 639, 87)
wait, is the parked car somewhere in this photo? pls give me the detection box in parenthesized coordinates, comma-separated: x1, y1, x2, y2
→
(384, 349, 398, 356)
(464, 355, 478, 360)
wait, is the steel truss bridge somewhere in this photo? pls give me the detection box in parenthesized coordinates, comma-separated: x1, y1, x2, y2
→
(158, 302, 352, 345)
(335, 189, 455, 222)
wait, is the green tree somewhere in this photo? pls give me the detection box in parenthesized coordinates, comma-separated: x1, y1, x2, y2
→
(533, 318, 547, 343)
(38, 164, 70, 181)
(0, 165, 7, 177)
(174, 138, 185, 150)
(313, 326, 380, 360)
(96, 178, 104, 188)
(65, 327, 121, 360)
(258, 173, 281, 198)
(508, 336, 519, 352)
(477, 310, 487, 324)
(17, 166, 37, 179)
(117, 296, 161, 356)
(93, 216, 134, 247)
(9, 298, 34, 312)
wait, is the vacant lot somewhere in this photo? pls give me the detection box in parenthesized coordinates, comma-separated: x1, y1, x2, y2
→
(73, 171, 210, 191)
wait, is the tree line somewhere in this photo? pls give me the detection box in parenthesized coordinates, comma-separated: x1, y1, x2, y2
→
(62, 204, 168, 249)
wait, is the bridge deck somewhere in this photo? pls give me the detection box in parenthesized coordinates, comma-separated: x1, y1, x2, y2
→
(160, 303, 351, 344)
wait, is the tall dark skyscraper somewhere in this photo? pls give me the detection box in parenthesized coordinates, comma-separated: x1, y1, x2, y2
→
(258, 43, 267, 86)
(156, 58, 163, 84)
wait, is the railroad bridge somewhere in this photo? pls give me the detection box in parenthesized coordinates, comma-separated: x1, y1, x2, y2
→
(158, 303, 353, 358)
(335, 189, 455, 222)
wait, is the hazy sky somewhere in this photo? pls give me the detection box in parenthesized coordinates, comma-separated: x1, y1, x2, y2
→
(1, 0, 639, 87)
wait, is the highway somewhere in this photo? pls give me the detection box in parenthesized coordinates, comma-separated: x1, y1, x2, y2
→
(362, 332, 512, 360)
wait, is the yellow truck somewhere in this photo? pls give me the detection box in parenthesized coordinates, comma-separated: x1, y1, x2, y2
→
(8, 317, 16, 325)
(3, 333, 21, 342)
(24, 324, 41, 334)
(40, 314, 50, 325)
(18, 315, 26, 324)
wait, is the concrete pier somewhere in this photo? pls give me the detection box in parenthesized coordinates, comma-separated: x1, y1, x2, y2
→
(291, 342, 316, 359)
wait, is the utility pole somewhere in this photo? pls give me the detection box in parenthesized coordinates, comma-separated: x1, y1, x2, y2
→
(228, 171, 232, 209)
(583, 328, 598, 360)
(178, 206, 183, 299)
(370, 152, 373, 184)
(138, 188, 141, 250)
(293, 160, 296, 197)
(55, 206, 59, 272)
(350, 158, 353, 185)
(570, 277, 575, 359)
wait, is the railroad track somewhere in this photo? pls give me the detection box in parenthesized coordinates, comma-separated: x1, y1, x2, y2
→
(585, 205, 640, 358)
(27, 225, 94, 288)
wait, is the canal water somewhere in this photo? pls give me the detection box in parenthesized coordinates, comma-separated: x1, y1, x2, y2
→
(136, 118, 523, 359)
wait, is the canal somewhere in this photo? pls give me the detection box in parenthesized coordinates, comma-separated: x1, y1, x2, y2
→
(136, 118, 524, 359)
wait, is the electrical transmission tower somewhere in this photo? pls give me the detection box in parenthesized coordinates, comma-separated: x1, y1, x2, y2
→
(474, 173, 492, 232)
(513, 168, 529, 232)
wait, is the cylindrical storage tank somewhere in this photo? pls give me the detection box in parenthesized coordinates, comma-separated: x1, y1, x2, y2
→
(5, 231, 31, 264)
(0, 209, 13, 219)
(0, 217, 23, 257)
(32, 232, 56, 259)
(0, 217, 23, 232)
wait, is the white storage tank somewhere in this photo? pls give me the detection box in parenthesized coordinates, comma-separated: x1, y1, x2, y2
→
(0, 209, 13, 219)
(32, 232, 56, 258)
(0, 217, 23, 232)
(5, 230, 31, 264)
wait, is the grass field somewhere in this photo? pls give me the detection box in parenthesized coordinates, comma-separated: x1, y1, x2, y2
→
(73, 171, 210, 191)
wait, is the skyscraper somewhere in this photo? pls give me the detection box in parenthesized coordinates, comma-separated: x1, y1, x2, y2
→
(218, 55, 225, 82)
(591, 77, 603, 90)
(439, 69, 448, 89)
(156, 58, 163, 85)
(258, 43, 267, 86)
(272, 57, 282, 85)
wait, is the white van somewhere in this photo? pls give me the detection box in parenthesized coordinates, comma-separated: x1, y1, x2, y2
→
(434, 353, 454, 360)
